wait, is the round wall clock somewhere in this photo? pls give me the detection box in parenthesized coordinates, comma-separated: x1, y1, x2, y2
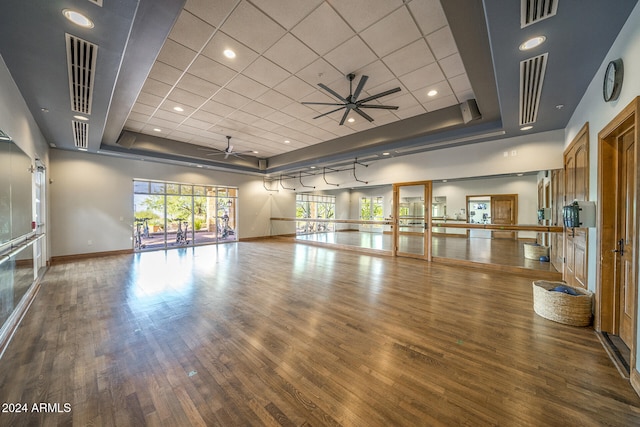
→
(603, 58, 623, 102)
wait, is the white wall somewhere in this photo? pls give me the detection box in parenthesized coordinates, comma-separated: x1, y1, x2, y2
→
(565, 3, 640, 291)
(49, 150, 291, 256)
(565, 2, 640, 371)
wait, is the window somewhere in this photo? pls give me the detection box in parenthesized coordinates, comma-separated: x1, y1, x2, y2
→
(360, 196, 384, 231)
(133, 180, 238, 251)
(295, 194, 335, 234)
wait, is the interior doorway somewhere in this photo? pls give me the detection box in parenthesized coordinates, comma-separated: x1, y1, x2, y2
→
(597, 97, 639, 377)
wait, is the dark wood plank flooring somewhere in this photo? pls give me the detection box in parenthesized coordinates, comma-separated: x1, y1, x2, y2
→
(0, 241, 638, 426)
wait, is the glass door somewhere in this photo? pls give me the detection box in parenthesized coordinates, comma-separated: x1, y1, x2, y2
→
(393, 182, 432, 260)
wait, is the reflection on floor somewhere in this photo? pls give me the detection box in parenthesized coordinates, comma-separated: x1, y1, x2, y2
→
(296, 231, 559, 273)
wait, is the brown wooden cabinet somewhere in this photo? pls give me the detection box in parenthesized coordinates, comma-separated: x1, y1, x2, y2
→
(564, 123, 589, 288)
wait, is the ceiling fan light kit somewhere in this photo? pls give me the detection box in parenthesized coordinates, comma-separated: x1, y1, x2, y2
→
(302, 73, 401, 125)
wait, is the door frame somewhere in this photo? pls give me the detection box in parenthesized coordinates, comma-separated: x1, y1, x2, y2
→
(393, 181, 432, 260)
(597, 97, 639, 377)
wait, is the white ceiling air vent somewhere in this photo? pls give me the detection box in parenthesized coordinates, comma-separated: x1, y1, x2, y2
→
(521, 0, 558, 28)
(519, 53, 548, 126)
(65, 33, 98, 115)
(72, 120, 89, 149)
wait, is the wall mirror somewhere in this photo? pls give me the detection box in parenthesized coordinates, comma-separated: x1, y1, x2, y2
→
(0, 133, 33, 246)
(289, 170, 562, 275)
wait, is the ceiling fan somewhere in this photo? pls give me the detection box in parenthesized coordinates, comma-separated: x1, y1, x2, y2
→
(302, 73, 401, 125)
(199, 136, 253, 159)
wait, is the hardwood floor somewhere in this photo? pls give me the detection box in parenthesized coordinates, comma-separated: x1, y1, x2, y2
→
(0, 241, 638, 426)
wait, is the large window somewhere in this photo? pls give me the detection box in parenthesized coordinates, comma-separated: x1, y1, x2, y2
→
(133, 180, 238, 251)
(296, 194, 335, 234)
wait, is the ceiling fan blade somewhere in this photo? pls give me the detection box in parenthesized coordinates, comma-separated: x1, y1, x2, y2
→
(353, 107, 374, 122)
(197, 147, 223, 152)
(358, 104, 399, 110)
(224, 152, 230, 159)
(339, 108, 350, 125)
(318, 83, 348, 103)
(352, 75, 368, 102)
(301, 101, 346, 106)
(358, 87, 401, 103)
(313, 106, 346, 119)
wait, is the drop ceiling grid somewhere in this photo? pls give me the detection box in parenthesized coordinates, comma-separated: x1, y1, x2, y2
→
(124, 0, 476, 157)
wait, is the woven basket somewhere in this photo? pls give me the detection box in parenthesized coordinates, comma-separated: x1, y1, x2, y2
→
(532, 281, 593, 326)
(524, 243, 550, 259)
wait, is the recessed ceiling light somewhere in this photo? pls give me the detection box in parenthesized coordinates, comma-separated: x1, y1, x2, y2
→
(153, 128, 162, 132)
(74, 115, 89, 121)
(62, 9, 94, 28)
(347, 117, 355, 123)
(253, 150, 259, 154)
(520, 125, 533, 131)
(519, 36, 546, 51)
(223, 49, 236, 59)
(173, 106, 184, 112)
(284, 140, 290, 144)
(382, 152, 390, 156)
(310, 166, 316, 169)
(427, 89, 438, 97)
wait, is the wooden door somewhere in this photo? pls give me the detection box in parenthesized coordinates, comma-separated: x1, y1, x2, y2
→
(491, 195, 517, 239)
(550, 169, 564, 272)
(617, 128, 636, 347)
(564, 124, 589, 288)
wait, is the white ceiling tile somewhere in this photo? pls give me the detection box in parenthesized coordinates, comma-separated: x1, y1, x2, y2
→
(280, 102, 318, 120)
(182, 117, 215, 130)
(291, 3, 354, 55)
(168, 10, 216, 51)
(200, 100, 236, 117)
(127, 111, 151, 124)
(148, 61, 183, 86)
(392, 103, 426, 119)
(273, 75, 316, 101)
(252, 118, 281, 132)
(226, 110, 261, 126)
(154, 108, 189, 124)
(407, 0, 448, 36)
(324, 36, 378, 76)
(424, 94, 458, 112)
(184, 0, 239, 27)
(354, 60, 395, 90)
(188, 55, 237, 86)
(264, 33, 318, 74)
(131, 102, 156, 116)
(221, 1, 286, 53)
(448, 73, 472, 93)
(426, 26, 457, 60)
(240, 101, 277, 118)
(226, 74, 269, 99)
(399, 62, 445, 91)
(147, 117, 180, 130)
(296, 58, 344, 87)
(167, 88, 209, 108)
(136, 92, 164, 108)
(382, 39, 435, 77)
(243, 57, 290, 87)
(156, 39, 198, 70)
(176, 74, 221, 98)
(255, 89, 294, 110)
(211, 88, 251, 109)
(264, 110, 297, 126)
(378, 92, 419, 109)
(438, 53, 465, 79)
(141, 78, 172, 98)
(201, 31, 259, 72)
(328, 0, 403, 32)
(250, 0, 322, 29)
(190, 110, 225, 124)
(360, 8, 422, 58)
(413, 80, 453, 104)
